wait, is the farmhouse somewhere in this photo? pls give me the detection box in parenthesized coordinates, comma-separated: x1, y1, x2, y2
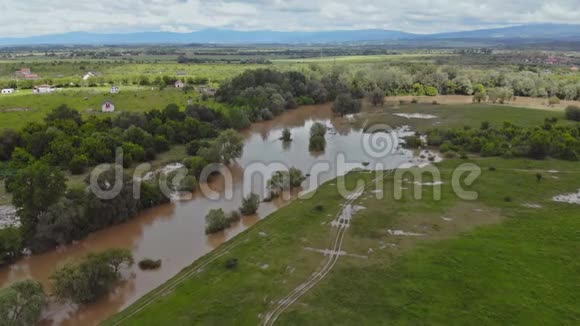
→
(110, 85, 120, 94)
(102, 100, 115, 112)
(1, 88, 15, 94)
(15, 68, 40, 79)
(33, 85, 55, 94)
(571, 66, 579, 72)
(175, 80, 185, 88)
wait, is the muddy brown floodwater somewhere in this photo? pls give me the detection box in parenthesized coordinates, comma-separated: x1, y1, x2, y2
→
(0, 104, 417, 325)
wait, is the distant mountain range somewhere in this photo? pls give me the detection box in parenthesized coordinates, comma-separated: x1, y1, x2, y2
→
(1, 24, 579, 46)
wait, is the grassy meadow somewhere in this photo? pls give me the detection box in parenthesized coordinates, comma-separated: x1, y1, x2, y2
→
(0, 86, 232, 130)
(105, 157, 580, 325)
(357, 102, 575, 132)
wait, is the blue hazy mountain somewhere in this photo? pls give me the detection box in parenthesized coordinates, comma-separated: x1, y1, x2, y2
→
(0, 24, 579, 45)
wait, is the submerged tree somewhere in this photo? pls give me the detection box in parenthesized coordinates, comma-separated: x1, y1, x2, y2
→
(280, 128, 292, 142)
(0, 280, 46, 326)
(50, 249, 133, 304)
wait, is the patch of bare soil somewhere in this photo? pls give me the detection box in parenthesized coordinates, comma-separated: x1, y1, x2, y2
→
(0, 108, 30, 112)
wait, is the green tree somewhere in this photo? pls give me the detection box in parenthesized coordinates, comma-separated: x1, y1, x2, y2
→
(45, 104, 82, 126)
(332, 94, 362, 116)
(199, 129, 244, 164)
(368, 88, 385, 107)
(310, 122, 327, 138)
(51, 249, 133, 304)
(11, 161, 66, 240)
(0, 228, 22, 266)
(0, 280, 46, 326)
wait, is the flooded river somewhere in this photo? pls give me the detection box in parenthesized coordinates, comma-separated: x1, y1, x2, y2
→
(0, 104, 417, 325)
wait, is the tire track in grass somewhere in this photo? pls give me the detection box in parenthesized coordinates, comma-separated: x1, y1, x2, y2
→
(263, 170, 392, 326)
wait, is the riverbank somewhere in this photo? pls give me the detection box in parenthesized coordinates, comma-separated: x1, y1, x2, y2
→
(105, 157, 580, 325)
(0, 103, 417, 325)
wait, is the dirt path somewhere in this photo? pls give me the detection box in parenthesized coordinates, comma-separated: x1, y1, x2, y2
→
(262, 170, 393, 326)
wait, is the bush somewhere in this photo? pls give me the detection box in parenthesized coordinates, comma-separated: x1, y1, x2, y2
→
(225, 258, 238, 270)
(309, 135, 326, 152)
(548, 96, 561, 106)
(205, 209, 228, 234)
(240, 193, 260, 215)
(489, 166, 497, 171)
(226, 210, 241, 224)
(69, 154, 89, 175)
(280, 128, 292, 142)
(178, 175, 197, 192)
(565, 105, 580, 121)
(411, 98, 419, 104)
(186, 140, 209, 156)
(259, 108, 274, 121)
(504, 196, 512, 202)
(138, 258, 162, 270)
(297, 96, 315, 106)
(444, 151, 458, 159)
(314, 204, 324, 212)
(403, 135, 422, 149)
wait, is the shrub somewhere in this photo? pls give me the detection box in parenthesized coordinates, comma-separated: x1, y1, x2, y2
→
(225, 258, 238, 270)
(280, 128, 292, 142)
(504, 196, 512, 202)
(138, 258, 162, 270)
(459, 152, 469, 160)
(309, 135, 326, 152)
(403, 135, 422, 149)
(297, 96, 315, 106)
(548, 96, 560, 106)
(314, 204, 325, 212)
(489, 166, 497, 171)
(227, 210, 241, 224)
(186, 140, 209, 156)
(444, 151, 457, 159)
(240, 193, 260, 215)
(178, 175, 197, 192)
(310, 122, 327, 137)
(565, 105, 580, 121)
(411, 98, 419, 104)
(69, 154, 89, 175)
(205, 209, 228, 234)
(259, 108, 273, 121)
(432, 100, 439, 105)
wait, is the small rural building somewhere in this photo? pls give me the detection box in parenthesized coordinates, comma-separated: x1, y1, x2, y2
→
(175, 80, 185, 88)
(24, 73, 40, 79)
(1, 88, 15, 94)
(102, 101, 115, 112)
(110, 85, 120, 94)
(571, 66, 579, 72)
(33, 85, 55, 94)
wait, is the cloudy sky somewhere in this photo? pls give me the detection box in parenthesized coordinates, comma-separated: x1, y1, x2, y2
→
(1, 0, 579, 37)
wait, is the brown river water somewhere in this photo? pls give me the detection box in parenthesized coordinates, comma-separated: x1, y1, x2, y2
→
(0, 104, 418, 325)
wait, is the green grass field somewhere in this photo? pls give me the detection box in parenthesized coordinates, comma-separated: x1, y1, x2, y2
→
(0, 86, 233, 130)
(105, 157, 580, 325)
(358, 102, 574, 131)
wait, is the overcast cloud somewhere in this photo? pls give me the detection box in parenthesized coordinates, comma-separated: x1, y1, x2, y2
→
(1, 0, 579, 37)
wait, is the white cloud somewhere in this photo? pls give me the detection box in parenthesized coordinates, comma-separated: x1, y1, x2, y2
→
(0, 0, 579, 36)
